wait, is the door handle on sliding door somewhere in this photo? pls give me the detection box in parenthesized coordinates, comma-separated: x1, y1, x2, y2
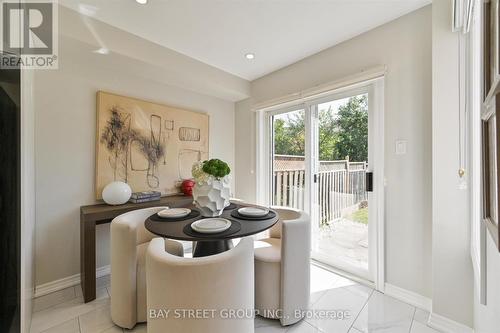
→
(366, 172, 373, 192)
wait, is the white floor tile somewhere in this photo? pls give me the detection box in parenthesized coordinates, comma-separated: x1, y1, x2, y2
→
(344, 283, 374, 299)
(310, 265, 341, 305)
(305, 286, 370, 333)
(255, 325, 288, 332)
(39, 318, 79, 333)
(34, 287, 76, 312)
(30, 265, 432, 333)
(310, 265, 338, 293)
(349, 328, 363, 333)
(410, 321, 441, 333)
(31, 288, 109, 333)
(128, 323, 147, 332)
(78, 305, 115, 333)
(255, 315, 282, 328)
(412, 308, 430, 325)
(287, 320, 322, 333)
(101, 326, 123, 333)
(353, 291, 415, 333)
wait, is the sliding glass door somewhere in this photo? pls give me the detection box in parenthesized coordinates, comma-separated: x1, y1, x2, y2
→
(267, 82, 381, 283)
(310, 90, 373, 280)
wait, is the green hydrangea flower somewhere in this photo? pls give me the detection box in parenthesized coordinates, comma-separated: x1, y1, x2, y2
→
(202, 159, 231, 179)
(192, 159, 231, 182)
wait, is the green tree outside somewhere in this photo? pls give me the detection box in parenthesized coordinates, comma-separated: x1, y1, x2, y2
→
(334, 95, 368, 162)
(273, 95, 368, 162)
(273, 110, 306, 157)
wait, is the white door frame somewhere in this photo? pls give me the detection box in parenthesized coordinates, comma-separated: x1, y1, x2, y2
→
(372, 78, 385, 292)
(255, 78, 385, 291)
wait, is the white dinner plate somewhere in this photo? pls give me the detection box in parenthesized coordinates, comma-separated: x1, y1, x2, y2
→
(238, 207, 269, 217)
(191, 218, 231, 233)
(158, 208, 191, 218)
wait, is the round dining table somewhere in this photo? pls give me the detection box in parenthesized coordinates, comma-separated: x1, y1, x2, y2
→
(144, 202, 279, 257)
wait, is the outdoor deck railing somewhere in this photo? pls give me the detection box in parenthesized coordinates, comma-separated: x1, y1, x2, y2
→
(272, 159, 367, 223)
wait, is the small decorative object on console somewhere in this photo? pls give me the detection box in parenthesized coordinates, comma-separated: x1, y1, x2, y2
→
(102, 181, 132, 205)
(129, 191, 161, 203)
(131, 191, 161, 200)
(192, 159, 231, 217)
(181, 179, 195, 196)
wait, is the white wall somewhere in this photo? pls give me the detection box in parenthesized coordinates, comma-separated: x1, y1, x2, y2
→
(431, 0, 473, 327)
(235, 6, 432, 299)
(33, 10, 240, 287)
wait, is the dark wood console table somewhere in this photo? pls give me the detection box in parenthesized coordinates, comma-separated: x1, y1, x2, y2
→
(80, 195, 193, 303)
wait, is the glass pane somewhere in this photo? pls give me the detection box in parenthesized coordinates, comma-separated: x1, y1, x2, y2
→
(491, 0, 499, 82)
(272, 109, 306, 209)
(489, 115, 498, 225)
(315, 94, 369, 273)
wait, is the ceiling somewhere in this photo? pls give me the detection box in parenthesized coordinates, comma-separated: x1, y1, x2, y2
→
(60, 0, 431, 81)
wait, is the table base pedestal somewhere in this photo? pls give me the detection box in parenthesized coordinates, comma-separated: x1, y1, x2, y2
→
(193, 240, 234, 257)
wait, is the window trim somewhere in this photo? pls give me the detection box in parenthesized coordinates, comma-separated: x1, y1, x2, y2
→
(481, 0, 500, 252)
(471, 0, 486, 305)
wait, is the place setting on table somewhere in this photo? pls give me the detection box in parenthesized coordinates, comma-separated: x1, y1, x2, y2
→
(144, 201, 279, 257)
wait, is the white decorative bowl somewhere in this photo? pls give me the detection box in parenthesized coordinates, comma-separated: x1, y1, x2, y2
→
(192, 178, 231, 217)
(102, 181, 132, 205)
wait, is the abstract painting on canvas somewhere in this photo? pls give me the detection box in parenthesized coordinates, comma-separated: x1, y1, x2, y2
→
(95, 91, 209, 198)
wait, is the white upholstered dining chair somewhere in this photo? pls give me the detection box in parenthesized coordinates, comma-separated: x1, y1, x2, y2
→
(146, 237, 255, 333)
(254, 207, 311, 326)
(110, 207, 184, 329)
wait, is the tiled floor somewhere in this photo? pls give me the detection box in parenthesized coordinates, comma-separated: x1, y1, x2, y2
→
(31, 265, 440, 333)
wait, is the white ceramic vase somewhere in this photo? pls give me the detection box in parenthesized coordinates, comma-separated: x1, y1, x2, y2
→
(192, 177, 231, 217)
(102, 181, 132, 205)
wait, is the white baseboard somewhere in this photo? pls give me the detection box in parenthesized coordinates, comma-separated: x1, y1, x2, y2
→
(384, 283, 432, 311)
(428, 312, 473, 333)
(34, 265, 110, 298)
(384, 284, 473, 333)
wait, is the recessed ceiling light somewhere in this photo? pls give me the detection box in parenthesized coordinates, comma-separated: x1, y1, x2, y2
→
(245, 53, 255, 60)
(94, 48, 109, 55)
(136, 0, 148, 4)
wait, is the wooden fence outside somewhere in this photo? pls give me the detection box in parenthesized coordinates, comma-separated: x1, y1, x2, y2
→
(272, 159, 367, 224)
